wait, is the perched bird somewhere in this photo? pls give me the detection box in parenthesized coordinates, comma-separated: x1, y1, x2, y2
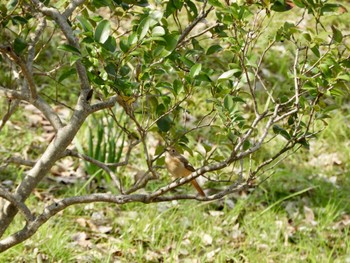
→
(165, 147, 206, 197)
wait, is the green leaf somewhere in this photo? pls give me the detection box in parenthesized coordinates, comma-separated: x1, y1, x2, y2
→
(331, 26, 343, 43)
(206, 44, 223, 55)
(196, 73, 212, 82)
(128, 32, 138, 45)
(173, 79, 183, 95)
(189, 63, 201, 78)
(102, 36, 116, 52)
(95, 20, 110, 43)
(77, 16, 93, 32)
(152, 26, 165, 37)
(336, 73, 350, 82)
(162, 33, 179, 57)
(218, 69, 240, 81)
(297, 138, 309, 149)
(302, 33, 311, 42)
(273, 125, 291, 140)
(172, 0, 184, 9)
(271, 0, 294, 12)
(12, 16, 28, 25)
(157, 115, 173, 132)
(105, 62, 116, 76)
(321, 3, 347, 16)
(310, 45, 320, 58)
(137, 17, 151, 41)
(7, 0, 18, 10)
(120, 37, 129, 53)
(208, 0, 223, 8)
(58, 68, 77, 82)
(58, 44, 81, 55)
(224, 95, 234, 112)
(13, 38, 27, 55)
(185, 0, 198, 18)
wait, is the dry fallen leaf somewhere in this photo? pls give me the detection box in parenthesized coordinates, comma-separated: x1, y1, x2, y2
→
(304, 206, 317, 226)
(202, 233, 213, 246)
(333, 214, 350, 230)
(71, 232, 92, 248)
(206, 248, 221, 261)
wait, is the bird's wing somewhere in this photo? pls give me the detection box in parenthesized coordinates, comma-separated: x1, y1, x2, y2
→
(178, 155, 196, 172)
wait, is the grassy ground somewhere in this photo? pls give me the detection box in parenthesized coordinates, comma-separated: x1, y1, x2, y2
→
(1, 109, 350, 262)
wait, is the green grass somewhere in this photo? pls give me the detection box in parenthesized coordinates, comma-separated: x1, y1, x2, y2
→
(1, 170, 350, 262)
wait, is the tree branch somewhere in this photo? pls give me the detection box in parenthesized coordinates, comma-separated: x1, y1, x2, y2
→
(177, 2, 214, 46)
(0, 186, 34, 223)
(0, 46, 37, 99)
(0, 100, 20, 132)
(63, 0, 87, 18)
(0, 86, 28, 100)
(88, 95, 119, 113)
(33, 97, 64, 130)
(27, 15, 46, 70)
(63, 150, 123, 193)
(0, 181, 248, 252)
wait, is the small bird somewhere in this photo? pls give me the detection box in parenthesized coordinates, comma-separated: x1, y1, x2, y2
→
(165, 147, 206, 197)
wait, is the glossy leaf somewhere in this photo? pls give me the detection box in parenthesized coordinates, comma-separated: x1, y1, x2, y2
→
(273, 125, 291, 140)
(77, 16, 93, 32)
(218, 69, 240, 81)
(137, 17, 151, 41)
(189, 63, 201, 78)
(57, 44, 81, 55)
(331, 26, 343, 43)
(206, 44, 223, 55)
(58, 68, 77, 82)
(102, 36, 117, 52)
(95, 20, 111, 43)
(157, 115, 173, 132)
(13, 37, 27, 55)
(152, 26, 165, 37)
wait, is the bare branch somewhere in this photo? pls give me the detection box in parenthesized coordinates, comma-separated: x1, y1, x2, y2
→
(27, 15, 46, 70)
(63, 150, 123, 193)
(63, 0, 87, 18)
(293, 48, 300, 107)
(0, 185, 34, 223)
(179, 22, 221, 47)
(0, 181, 248, 252)
(0, 100, 20, 132)
(0, 46, 37, 99)
(125, 170, 154, 194)
(89, 95, 119, 113)
(5, 156, 36, 167)
(237, 104, 280, 158)
(177, 2, 214, 46)
(0, 86, 28, 100)
(33, 97, 64, 130)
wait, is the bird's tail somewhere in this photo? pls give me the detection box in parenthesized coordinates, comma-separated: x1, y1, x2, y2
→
(191, 179, 206, 197)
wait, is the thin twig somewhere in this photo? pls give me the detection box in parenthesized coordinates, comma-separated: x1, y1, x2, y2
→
(63, 150, 123, 193)
(177, 1, 214, 46)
